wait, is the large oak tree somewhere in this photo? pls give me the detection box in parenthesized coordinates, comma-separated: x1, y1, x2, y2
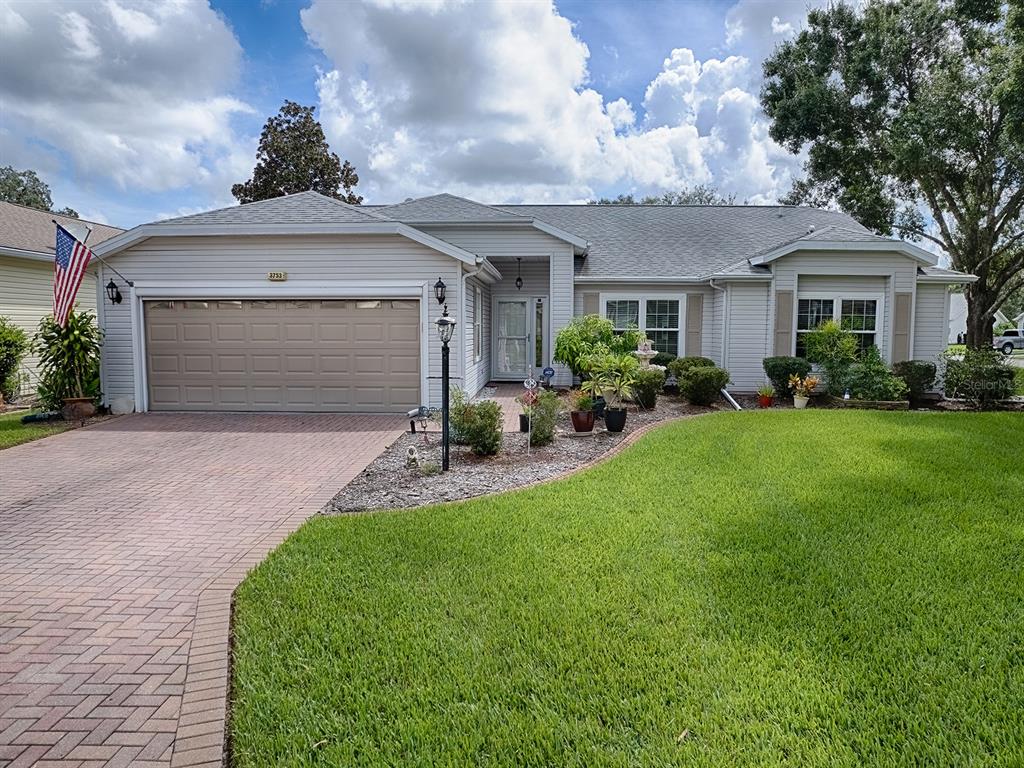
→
(762, 0, 1023, 346)
(0, 166, 78, 218)
(232, 101, 362, 205)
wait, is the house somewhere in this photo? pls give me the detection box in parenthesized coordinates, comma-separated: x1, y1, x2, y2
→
(88, 191, 974, 413)
(0, 201, 124, 399)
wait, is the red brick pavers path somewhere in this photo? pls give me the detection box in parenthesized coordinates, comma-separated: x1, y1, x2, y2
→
(0, 413, 403, 768)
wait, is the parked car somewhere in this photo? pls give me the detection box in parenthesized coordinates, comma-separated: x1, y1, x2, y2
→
(994, 328, 1024, 355)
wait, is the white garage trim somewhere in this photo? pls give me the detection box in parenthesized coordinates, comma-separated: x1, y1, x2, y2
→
(128, 280, 431, 412)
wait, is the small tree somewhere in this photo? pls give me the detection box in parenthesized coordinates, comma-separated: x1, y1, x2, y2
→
(553, 315, 644, 378)
(232, 101, 362, 205)
(0, 316, 29, 403)
(33, 309, 102, 410)
(804, 320, 860, 395)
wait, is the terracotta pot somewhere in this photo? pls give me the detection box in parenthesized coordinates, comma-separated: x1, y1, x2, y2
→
(605, 407, 627, 432)
(570, 409, 595, 432)
(61, 397, 96, 421)
(758, 395, 774, 408)
(793, 395, 809, 410)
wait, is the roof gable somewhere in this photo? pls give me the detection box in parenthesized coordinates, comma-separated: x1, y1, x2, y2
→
(156, 190, 391, 226)
(381, 193, 527, 223)
(0, 201, 124, 257)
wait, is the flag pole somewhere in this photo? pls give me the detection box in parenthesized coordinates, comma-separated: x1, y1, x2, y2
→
(52, 219, 133, 287)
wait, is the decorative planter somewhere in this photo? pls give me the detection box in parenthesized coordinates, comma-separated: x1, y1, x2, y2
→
(570, 409, 595, 432)
(519, 413, 531, 432)
(793, 395, 809, 410)
(758, 395, 775, 409)
(61, 397, 96, 421)
(605, 407, 627, 432)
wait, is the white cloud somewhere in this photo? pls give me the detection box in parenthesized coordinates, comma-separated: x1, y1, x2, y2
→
(302, 0, 803, 203)
(0, 0, 254, 201)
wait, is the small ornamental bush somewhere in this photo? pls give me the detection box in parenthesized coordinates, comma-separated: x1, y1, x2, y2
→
(1014, 367, 1024, 396)
(678, 365, 730, 406)
(528, 389, 560, 447)
(762, 356, 812, 396)
(461, 400, 502, 456)
(553, 315, 645, 378)
(942, 347, 1015, 408)
(448, 386, 469, 445)
(0, 316, 29, 403)
(667, 356, 715, 381)
(846, 347, 909, 401)
(804, 320, 859, 395)
(651, 351, 677, 368)
(891, 360, 937, 403)
(633, 367, 666, 409)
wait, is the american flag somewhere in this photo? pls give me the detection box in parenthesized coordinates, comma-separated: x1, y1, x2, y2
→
(54, 224, 93, 327)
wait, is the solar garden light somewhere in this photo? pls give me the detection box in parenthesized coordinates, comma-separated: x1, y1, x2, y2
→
(435, 305, 456, 471)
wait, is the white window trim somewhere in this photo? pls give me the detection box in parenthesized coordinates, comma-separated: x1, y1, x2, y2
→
(794, 292, 886, 358)
(599, 292, 685, 356)
(473, 285, 483, 362)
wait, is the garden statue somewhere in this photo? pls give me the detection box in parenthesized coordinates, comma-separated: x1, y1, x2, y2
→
(634, 339, 656, 368)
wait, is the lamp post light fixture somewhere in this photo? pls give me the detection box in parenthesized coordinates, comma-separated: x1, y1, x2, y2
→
(435, 306, 456, 471)
(105, 279, 123, 305)
(434, 277, 447, 305)
(515, 257, 523, 290)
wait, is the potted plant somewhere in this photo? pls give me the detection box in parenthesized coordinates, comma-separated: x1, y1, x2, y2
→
(33, 309, 102, 421)
(788, 374, 819, 409)
(757, 384, 775, 408)
(517, 388, 539, 432)
(568, 389, 595, 432)
(588, 353, 638, 432)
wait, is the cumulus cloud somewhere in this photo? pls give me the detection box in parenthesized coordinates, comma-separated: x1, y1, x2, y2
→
(0, 0, 254, 200)
(301, 0, 804, 204)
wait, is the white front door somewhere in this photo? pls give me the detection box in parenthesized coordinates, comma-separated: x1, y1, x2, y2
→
(493, 296, 547, 380)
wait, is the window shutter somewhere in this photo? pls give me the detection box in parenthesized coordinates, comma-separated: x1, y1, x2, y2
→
(892, 292, 912, 362)
(685, 293, 703, 356)
(774, 290, 794, 355)
(582, 292, 598, 315)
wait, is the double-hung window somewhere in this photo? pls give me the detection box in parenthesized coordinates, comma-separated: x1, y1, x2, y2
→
(796, 297, 880, 357)
(604, 296, 681, 355)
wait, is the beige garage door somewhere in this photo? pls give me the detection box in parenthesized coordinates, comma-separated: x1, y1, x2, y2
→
(145, 299, 420, 412)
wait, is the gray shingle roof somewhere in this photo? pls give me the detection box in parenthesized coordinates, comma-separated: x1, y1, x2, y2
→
(156, 190, 391, 226)
(496, 204, 873, 279)
(0, 201, 124, 255)
(381, 193, 528, 223)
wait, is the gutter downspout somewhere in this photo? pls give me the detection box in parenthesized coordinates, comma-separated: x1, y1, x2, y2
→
(709, 279, 728, 368)
(460, 257, 486, 395)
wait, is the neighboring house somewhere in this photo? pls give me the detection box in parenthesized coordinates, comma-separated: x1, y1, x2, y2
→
(0, 201, 124, 399)
(948, 292, 1011, 343)
(88, 191, 974, 413)
(1016, 312, 1024, 333)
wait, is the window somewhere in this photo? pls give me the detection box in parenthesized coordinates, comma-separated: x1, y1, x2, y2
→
(473, 286, 482, 361)
(796, 297, 880, 357)
(604, 297, 680, 355)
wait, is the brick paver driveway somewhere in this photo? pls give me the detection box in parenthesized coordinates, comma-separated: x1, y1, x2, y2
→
(1, 413, 403, 768)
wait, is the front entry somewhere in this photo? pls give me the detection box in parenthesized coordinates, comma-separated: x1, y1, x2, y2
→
(493, 296, 547, 380)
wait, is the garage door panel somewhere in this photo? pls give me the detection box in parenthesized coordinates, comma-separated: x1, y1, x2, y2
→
(145, 299, 419, 412)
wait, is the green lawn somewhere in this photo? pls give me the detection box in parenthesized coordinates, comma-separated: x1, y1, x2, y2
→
(232, 411, 1023, 767)
(0, 410, 68, 449)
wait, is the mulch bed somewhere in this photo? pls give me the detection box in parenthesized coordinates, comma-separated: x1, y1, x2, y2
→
(325, 396, 728, 514)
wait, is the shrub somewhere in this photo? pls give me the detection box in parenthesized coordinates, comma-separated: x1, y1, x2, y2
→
(942, 347, 1015, 408)
(553, 315, 645, 378)
(667, 356, 715, 381)
(528, 389, 560, 447)
(461, 400, 502, 456)
(448, 386, 469, 445)
(891, 360, 937, 403)
(1015, 367, 1024, 396)
(804, 320, 859, 395)
(568, 389, 593, 411)
(33, 309, 102, 410)
(678, 365, 730, 406)
(0, 316, 29, 403)
(633, 367, 666, 409)
(762, 356, 812, 395)
(846, 347, 909, 401)
(581, 352, 639, 408)
(651, 351, 677, 368)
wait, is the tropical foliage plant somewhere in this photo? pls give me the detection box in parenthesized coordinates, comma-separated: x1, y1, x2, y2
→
(0, 316, 29, 403)
(32, 309, 102, 410)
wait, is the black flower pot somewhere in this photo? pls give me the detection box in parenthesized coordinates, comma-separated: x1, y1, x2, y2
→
(519, 413, 531, 432)
(605, 407, 627, 432)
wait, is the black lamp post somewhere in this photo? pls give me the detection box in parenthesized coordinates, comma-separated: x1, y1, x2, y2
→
(435, 302, 456, 471)
(105, 279, 122, 304)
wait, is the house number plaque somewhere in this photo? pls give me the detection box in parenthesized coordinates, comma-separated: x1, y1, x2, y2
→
(267, 271, 288, 282)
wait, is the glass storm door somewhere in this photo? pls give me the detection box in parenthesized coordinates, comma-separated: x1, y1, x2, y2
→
(495, 298, 530, 379)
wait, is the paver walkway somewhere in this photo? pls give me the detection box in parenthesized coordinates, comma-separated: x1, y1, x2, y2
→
(0, 413, 403, 768)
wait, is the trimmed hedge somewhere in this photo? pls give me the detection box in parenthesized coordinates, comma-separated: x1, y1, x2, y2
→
(633, 368, 666, 409)
(679, 365, 730, 406)
(667, 356, 715, 381)
(763, 356, 812, 395)
(892, 360, 937, 403)
(461, 401, 502, 456)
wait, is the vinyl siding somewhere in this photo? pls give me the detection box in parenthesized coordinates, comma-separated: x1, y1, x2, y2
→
(724, 282, 771, 391)
(463, 276, 491, 396)
(912, 283, 949, 368)
(0, 254, 96, 399)
(98, 234, 459, 410)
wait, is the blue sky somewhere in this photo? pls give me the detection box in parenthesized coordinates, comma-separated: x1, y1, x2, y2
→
(0, 0, 824, 228)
